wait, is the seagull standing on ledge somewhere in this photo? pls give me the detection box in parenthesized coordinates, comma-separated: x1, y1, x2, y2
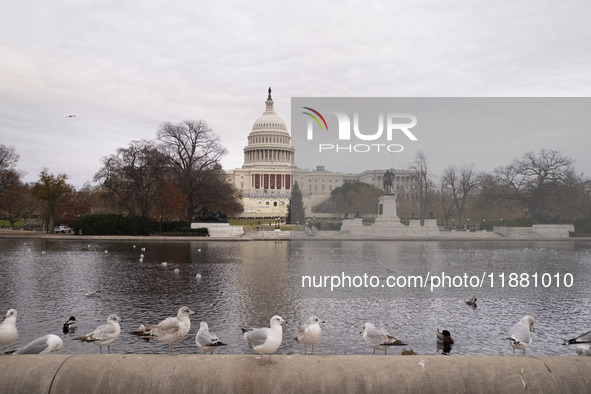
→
(295, 315, 325, 355)
(12, 334, 63, 354)
(73, 314, 122, 354)
(242, 315, 287, 363)
(130, 306, 195, 355)
(361, 322, 407, 355)
(0, 309, 19, 352)
(506, 315, 535, 355)
(195, 322, 227, 354)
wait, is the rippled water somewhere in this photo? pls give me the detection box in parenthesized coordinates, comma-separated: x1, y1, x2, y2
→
(1, 237, 590, 356)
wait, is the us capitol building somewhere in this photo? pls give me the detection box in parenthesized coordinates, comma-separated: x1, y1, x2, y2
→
(224, 89, 417, 219)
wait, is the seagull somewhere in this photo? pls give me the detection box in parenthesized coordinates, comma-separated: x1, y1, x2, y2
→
(73, 314, 122, 354)
(294, 315, 325, 355)
(63, 316, 78, 334)
(174, 268, 180, 275)
(12, 334, 63, 354)
(361, 322, 407, 355)
(65, 114, 76, 118)
(466, 297, 477, 307)
(575, 344, 591, 356)
(195, 322, 227, 354)
(505, 315, 535, 355)
(129, 306, 195, 355)
(242, 315, 287, 362)
(85, 290, 101, 297)
(563, 329, 591, 345)
(0, 309, 19, 351)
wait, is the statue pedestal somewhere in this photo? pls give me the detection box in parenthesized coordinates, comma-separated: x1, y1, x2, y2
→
(373, 195, 405, 228)
(340, 193, 442, 238)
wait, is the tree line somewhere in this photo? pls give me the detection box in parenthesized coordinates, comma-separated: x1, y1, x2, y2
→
(319, 149, 591, 230)
(1, 133, 590, 232)
(0, 120, 242, 231)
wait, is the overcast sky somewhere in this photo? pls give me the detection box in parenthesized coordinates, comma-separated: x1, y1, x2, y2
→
(2, 1, 591, 188)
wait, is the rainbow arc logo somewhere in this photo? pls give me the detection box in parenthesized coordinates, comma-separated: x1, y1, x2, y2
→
(302, 107, 329, 131)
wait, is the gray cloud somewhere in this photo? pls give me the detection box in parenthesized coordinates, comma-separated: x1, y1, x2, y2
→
(1, 0, 590, 187)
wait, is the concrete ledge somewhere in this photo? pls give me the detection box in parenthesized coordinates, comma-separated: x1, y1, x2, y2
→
(1, 355, 590, 393)
(190, 223, 244, 237)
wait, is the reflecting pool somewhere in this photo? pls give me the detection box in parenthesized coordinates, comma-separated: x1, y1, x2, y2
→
(1, 238, 590, 356)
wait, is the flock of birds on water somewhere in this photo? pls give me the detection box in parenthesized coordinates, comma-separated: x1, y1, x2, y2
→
(2, 245, 591, 361)
(2, 302, 591, 360)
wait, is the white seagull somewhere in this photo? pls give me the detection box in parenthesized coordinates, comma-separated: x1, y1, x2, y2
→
(563, 329, 591, 345)
(130, 306, 195, 355)
(242, 315, 287, 362)
(295, 315, 325, 355)
(506, 315, 535, 355)
(85, 290, 101, 297)
(12, 334, 63, 354)
(63, 316, 78, 334)
(361, 322, 407, 355)
(575, 344, 591, 356)
(195, 322, 227, 354)
(73, 314, 122, 354)
(0, 309, 19, 351)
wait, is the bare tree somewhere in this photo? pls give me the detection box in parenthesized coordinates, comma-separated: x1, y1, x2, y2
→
(438, 181, 455, 228)
(157, 120, 229, 221)
(493, 149, 583, 221)
(61, 185, 93, 225)
(0, 182, 39, 227)
(94, 140, 167, 217)
(441, 165, 480, 228)
(409, 151, 433, 224)
(0, 145, 21, 195)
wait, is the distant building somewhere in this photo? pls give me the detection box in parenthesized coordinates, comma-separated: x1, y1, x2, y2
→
(225, 89, 416, 218)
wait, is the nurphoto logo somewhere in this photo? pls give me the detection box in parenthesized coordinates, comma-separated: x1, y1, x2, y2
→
(302, 107, 418, 154)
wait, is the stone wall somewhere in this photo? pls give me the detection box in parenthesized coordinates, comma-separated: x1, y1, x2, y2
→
(1, 355, 590, 393)
(494, 224, 574, 238)
(190, 223, 244, 237)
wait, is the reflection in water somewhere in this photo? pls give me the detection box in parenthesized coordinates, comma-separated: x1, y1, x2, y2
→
(0, 238, 590, 356)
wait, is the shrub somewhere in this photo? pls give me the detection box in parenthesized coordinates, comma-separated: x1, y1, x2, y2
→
(72, 214, 193, 236)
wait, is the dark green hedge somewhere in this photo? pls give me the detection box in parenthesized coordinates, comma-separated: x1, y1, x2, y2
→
(573, 218, 591, 237)
(72, 214, 199, 236)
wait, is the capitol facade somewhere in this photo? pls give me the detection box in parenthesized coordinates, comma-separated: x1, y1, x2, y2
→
(225, 89, 417, 219)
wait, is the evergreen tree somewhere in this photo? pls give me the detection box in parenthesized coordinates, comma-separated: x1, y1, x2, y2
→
(286, 181, 305, 224)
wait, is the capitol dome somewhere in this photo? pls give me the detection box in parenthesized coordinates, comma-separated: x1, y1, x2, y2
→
(243, 88, 294, 168)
